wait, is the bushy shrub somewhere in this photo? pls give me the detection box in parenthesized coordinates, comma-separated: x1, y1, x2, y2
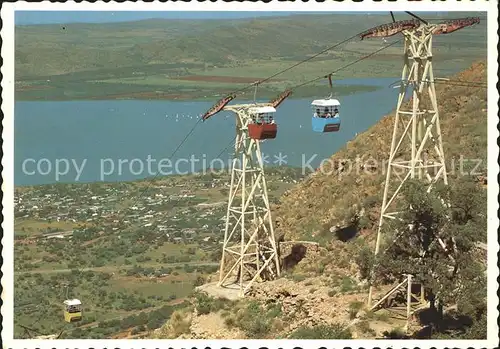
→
(348, 301, 364, 319)
(194, 292, 233, 315)
(288, 324, 352, 339)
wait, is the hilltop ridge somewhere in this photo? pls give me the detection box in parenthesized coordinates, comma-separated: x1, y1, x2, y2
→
(16, 13, 485, 78)
(15, 13, 486, 101)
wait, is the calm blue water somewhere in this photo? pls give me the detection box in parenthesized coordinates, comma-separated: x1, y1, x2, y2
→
(15, 77, 401, 186)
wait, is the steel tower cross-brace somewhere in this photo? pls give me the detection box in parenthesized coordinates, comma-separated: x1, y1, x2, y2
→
(363, 16, 480, 331)
(367, 24, 449, 329)
(217, 103, 281, 297)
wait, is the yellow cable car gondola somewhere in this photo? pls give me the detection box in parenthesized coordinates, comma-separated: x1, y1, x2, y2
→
(63, 299, 82, 323)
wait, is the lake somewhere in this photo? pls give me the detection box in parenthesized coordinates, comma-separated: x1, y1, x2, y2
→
(14, 77, 401, 186)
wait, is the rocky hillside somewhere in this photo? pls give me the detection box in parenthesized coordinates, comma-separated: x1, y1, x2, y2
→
(274, 61, 487, 243)
(150, 61, 488, 340)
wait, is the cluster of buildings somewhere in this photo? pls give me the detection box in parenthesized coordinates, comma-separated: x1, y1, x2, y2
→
(13, 180, 229, 247)
(14, 169, 303, 247)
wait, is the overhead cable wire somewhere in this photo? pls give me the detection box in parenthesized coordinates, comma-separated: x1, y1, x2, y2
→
(129, 13, 485, 211)
(290, 39, 402, 91)
(390, 79, 487, 89)
(230, 31, 362, 94)
(215, 136, 237, 160)
(215, 21, 404, 98)
(212, 40, 405, 160)
(123, 24, 398, 210)
(122, 117, 203, 213)
(120, 26, 386, 214)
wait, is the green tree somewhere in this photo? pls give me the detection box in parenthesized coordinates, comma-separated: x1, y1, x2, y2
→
(193, 276, 205, 287)
(369, 179, 486, 335)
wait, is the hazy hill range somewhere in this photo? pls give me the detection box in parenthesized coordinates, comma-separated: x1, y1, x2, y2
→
(15, 12, 486, 101)
(13, 12, 489, 339)
(151, 61, 488, 340)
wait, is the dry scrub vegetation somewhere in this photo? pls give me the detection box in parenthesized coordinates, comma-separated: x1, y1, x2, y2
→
(152, 61, 488, 340)
(274, 60, 487, 247)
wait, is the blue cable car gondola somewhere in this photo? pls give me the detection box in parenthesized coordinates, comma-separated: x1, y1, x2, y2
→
(311, 98, 341, 133)
(311, 74, 341, 133)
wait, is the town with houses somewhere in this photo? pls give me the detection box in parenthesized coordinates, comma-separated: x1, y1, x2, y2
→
(14, 168, 302, 249)
(13, 167, 304, 338)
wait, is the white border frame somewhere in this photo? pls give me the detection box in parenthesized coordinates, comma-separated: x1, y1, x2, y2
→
(2, 2, 498, 349)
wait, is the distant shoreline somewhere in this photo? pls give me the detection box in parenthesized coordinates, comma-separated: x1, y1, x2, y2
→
(15, 83, 383, 102)
(14, 165, 305, 189)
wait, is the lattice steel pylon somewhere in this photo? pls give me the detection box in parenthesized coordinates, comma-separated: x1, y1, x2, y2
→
(362, 16, 481, 330)
(366, 24, 449, 324)
(217, 103, 281, 297)
(359, 17, 483, 334)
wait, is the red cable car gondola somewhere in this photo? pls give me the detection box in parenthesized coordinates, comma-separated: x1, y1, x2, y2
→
(247, 106, 278, 140)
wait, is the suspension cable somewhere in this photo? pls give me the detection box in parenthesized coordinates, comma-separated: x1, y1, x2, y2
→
(227, 14, 486, 97)
(212, 20, 408, 101)
(211, 40, 403, 160)
(290, 39, 402, 91)
(122, 117, 203, 213)
(216, 136, 237, 160)
(129, 13, 485, 211)
(119, 24, 390, 213)
(230, 31, 362, 95)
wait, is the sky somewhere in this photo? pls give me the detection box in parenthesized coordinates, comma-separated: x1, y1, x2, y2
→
(15, 11, 378, 25)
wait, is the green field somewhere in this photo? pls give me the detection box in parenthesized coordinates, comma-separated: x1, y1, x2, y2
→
(12, 11, 489, 339)
(13, 169, 302, 338)
(15, 12, 487, 101)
